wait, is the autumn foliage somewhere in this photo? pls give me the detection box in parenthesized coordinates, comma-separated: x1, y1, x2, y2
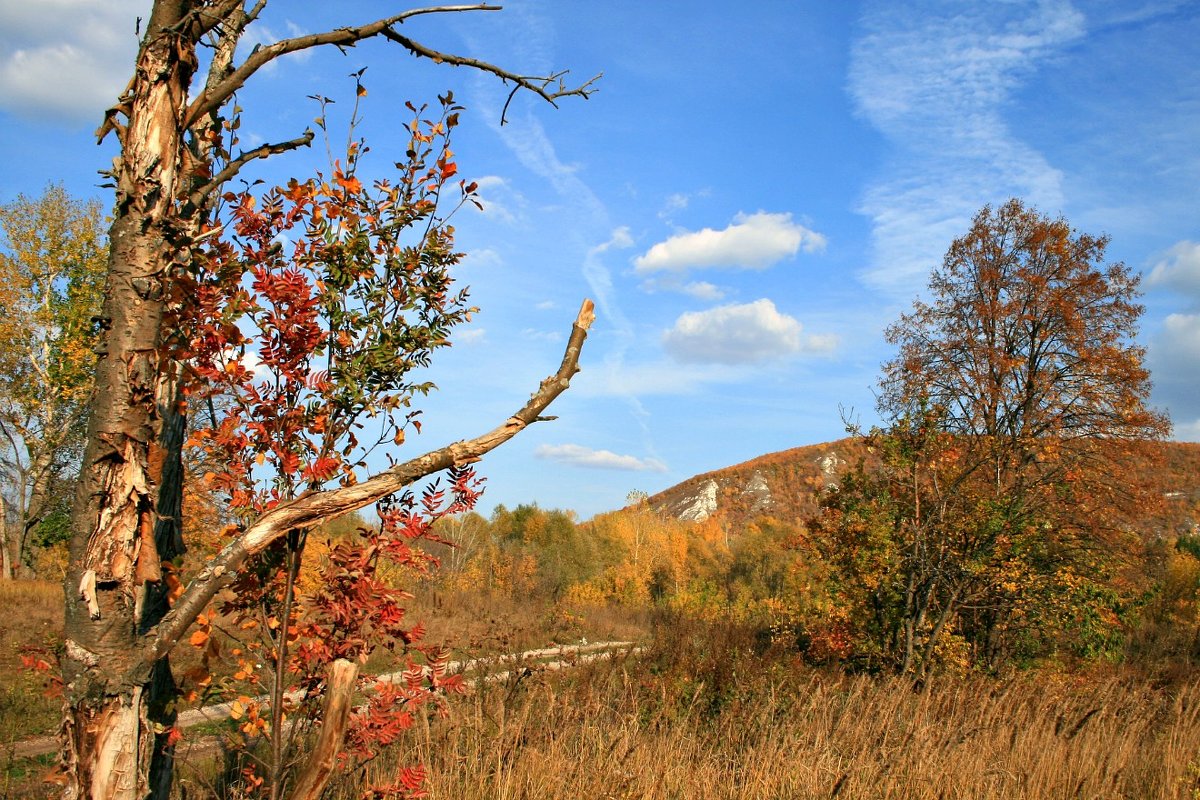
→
(806, 200, 1171, 674)
(151, 94, 500, 798)
(0, 186, 106, 578)
(180, 94, 476, 514)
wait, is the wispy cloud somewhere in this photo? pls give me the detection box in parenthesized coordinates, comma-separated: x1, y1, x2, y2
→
(680, 281, 726, 301)
(634, 211, 826, 275)
(658, 192, 690, 221)
(456, 328, 487, 345)
(521, 328, 563, 344)
(0, 0, 146, 122)
(662, 299, 837, 365)
(590, 226, 634, 255)
(573, 361, 734, 398)
(235, 20, 313, 71)
(470, 175, 525, 224)
(849, 0, 1086, 297)
(638, 276, 728, 301)
(457, 247, 503, 272)
(534, 443, 667, 472)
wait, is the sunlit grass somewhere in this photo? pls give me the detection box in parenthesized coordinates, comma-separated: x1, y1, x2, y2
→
(332, 618, 1200, 800)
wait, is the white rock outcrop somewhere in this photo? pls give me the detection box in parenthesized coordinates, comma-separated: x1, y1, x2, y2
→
(675, 478, 720, 522)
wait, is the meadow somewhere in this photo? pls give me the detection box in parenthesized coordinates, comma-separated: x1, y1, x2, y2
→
(4, 579, 1200, 800)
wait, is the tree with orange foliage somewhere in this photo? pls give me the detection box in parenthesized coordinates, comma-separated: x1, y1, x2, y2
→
(0, 186, 106, 578)
(814, 200, 1169, 674)
(880, 198, 1168, 486)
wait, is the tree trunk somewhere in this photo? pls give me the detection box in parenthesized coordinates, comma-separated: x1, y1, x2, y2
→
(14, 448, 55, 578)
(62, 5, 196, 798)
(1, 492, 12, 580)
(56, 4, 598, 796)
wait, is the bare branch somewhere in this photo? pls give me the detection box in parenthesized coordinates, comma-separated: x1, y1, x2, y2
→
(186, 0, 246, 39)
(185, 5, 506, 128)
(188, 129, 315, 209)
(136, 299, 595, 676)
(380, 30, 601, 124)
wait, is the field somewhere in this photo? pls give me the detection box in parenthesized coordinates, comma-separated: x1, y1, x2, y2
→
(3, 582, 1199, 799)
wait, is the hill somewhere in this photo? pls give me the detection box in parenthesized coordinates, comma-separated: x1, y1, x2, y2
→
(649, 438, 1200, 534)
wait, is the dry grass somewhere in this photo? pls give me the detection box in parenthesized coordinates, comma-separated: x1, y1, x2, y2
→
(5, 582, 1200, 799)
(0, 580, 63, 800)
(408, 587, 651, 657)
(338, 620, 1200, 800)
(0, 581, 62, 741)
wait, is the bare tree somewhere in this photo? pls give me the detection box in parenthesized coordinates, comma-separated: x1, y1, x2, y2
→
(62, 4, 597, 798)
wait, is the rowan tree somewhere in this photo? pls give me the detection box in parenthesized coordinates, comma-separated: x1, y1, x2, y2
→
(812, 200, 1170, 674)
(0, 185, 106, 579)
(60, 4, 597, 799)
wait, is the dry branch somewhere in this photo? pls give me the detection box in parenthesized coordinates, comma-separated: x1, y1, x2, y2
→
(188, 129, 315, 208)
(183, 3, 598, 129)
(135, 299, 595, 680)
(287, 659, 359, 800)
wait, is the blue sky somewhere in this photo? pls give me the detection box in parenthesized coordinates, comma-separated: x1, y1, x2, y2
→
(1, 1, 1198, 518)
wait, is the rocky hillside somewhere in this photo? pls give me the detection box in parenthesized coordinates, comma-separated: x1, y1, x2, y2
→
(649, 439, 1200, 534)
(650, 438, 866, 526)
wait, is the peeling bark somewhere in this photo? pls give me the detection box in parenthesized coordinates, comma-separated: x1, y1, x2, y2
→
(63, 4, 596, 797)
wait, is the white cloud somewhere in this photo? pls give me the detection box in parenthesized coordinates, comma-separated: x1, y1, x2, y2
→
(849, 0, 1085, 297)
(1147, 240, 1200, 299)
(534, 444, 667, 472)
(0, 0, 147, 122)
(535, 300, 557, 310)
(1159, 313, 1200, 359)
(633, 211, 826, 275)
(662, 299, 834, 365)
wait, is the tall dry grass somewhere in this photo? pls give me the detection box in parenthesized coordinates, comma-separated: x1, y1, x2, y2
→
(0, 581, 62, 742)
(334, 619, 1200, 800)
(6, 581, 1200, 799)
